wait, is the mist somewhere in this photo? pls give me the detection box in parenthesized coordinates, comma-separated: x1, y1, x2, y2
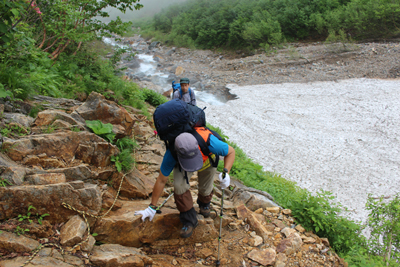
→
(99, 0, 188, 23)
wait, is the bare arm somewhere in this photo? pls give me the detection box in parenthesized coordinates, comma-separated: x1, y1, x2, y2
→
(223, 145, 235, 173)
(150, 172, 169, 206)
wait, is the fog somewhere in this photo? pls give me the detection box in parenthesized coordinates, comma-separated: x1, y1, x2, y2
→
(99, 0, 188, 23)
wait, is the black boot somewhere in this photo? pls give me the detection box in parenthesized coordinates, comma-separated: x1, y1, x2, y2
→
(179, 207, 198, 238)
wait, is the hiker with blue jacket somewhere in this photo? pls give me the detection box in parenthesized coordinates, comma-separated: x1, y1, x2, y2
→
(172, 77, 196, 105)
(135, 128, 235, 238)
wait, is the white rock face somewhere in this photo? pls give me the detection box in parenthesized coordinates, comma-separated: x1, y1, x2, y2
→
(200, 78, 400, 225)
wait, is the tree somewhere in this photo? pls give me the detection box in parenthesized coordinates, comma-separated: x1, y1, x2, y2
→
(0, 0, 143, 59)
(366, 193, 400, 266)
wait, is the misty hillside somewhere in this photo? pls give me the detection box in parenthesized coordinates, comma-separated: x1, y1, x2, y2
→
(98, 0, 188, 23)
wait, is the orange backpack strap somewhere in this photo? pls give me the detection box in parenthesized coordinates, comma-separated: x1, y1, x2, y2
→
(192, 127, 219, 168)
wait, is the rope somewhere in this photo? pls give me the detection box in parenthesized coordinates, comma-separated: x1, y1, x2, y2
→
(19, 169, 132, 267)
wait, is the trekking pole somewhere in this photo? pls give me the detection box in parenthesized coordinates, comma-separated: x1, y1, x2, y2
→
(216, 168, 228, 267)
(156, 192, 174, 214)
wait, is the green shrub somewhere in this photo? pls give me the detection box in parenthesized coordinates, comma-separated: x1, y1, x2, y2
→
(366, 193, 400, 265)
(140, 88, 168, 107)
(85, 120, 116, 143)
(111, 149, 135, 172)
(115, 136, 139, 151)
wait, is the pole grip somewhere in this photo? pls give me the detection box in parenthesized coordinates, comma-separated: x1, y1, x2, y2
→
(222, 168, 228, 179)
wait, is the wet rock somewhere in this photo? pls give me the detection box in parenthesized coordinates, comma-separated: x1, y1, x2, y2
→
(166, 48, 175, 56)
(149, 41, 160, 50)
(123, 59, 141, 69)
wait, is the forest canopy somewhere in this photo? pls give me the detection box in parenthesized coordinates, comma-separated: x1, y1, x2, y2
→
(135, 0, 400, 49)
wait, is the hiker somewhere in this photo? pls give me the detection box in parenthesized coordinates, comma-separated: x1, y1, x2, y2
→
(172, 77, 197, 105)
(135, 128, 235, 238)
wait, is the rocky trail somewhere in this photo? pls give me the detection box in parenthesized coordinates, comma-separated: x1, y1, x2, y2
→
(1, 35, 399, 266)
(1, 92, 347, 266)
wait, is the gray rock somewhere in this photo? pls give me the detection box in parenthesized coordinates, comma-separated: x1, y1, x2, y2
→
(3, 113, 34, 128)
(148, 41, 160, 50)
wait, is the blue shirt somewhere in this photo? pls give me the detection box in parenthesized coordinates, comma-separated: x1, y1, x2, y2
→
(160, 134, 229, 176)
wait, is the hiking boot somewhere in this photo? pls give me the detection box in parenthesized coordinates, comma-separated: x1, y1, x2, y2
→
(199, 205, 211, 218)
(180, 221, 198, 238)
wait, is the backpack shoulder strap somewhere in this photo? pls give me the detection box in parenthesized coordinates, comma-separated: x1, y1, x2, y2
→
(178, 88, 183, 99)
(189, 88, 193, 102)
(190, 128, 210, 156)
(191, 128, 220, 168)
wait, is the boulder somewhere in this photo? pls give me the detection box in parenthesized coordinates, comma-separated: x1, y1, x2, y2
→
(90, 244, 153, 267)
(74, 92, 135, 137)
(24, 173, 66, 185)
(247, 248, 276, 266)
(0, 181, 102, 224)
(60, 215, 87, 246)
(93, 201, 217, 248)
(230, 179, 279, 210)
(236, 204, 273, 242)
(0, 166, 26, 185)
(0, 231, 40, 253)
(33, 109, 85, 128)
(2, 131, 118, 167)
(0, 247, 84, 266)
(276, 232, 303, 255)
(2, 113, 34, 128)
(111, 168, 154, 199)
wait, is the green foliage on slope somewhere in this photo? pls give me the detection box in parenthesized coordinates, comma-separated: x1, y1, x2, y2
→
(135, 0, 400, 49)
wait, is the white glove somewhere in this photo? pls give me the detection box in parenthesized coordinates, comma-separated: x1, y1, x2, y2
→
(219, 172, 230, 190)
(134, 206, 156, 222)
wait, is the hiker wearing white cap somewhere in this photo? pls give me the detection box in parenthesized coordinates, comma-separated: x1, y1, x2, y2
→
(135, 127, 235, 238)
(172, 77, 197, 105)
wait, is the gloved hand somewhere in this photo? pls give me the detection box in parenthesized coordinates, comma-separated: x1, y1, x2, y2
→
(218, 172, 230, 190)
(134, 206, 156, 222)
